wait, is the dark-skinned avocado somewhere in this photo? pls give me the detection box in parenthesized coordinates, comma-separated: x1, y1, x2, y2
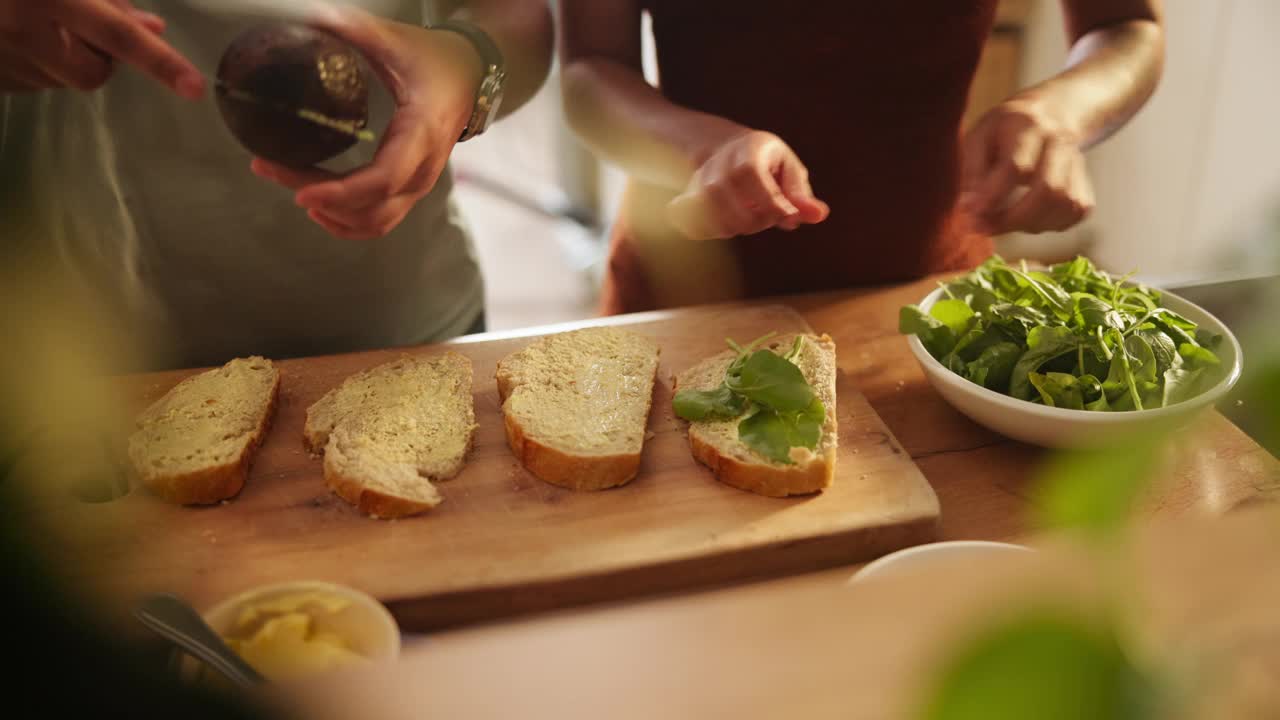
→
(216, 23, 369, 168)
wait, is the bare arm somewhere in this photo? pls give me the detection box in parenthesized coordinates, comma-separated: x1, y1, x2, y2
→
(436, 0, 554, 119)
(559, 0, 827, 239)
(560, 0, 737, 188)
(962, 0, 1165, 234)
(1030, 0, 1164, 148)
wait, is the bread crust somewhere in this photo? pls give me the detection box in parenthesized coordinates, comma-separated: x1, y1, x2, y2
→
(140, 368, 281, 505)
(688, 429, 834, 497)
(322, 437, 473, 519)
(500, 409, 641, 491)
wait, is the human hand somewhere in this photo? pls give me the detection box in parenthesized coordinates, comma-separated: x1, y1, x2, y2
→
(250, 5, 484, 241)
(666, 129, 829, 241)
(0, 0, 203, 97)
(960, 99, 1095, 235)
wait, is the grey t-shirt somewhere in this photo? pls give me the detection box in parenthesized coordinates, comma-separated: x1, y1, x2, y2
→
(0, 0, 483, 369)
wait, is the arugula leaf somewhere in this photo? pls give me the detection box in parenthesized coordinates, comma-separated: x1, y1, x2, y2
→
(1178, 343, 1221, 369)
(1085, 388, 1111, 412)
(1073, 294, 1126, 331)
(964, 341, 1021, 391)
(951, 323, 1011, 362)
(1135, 328, 1177, 376)
(900, 305, 956, 358)
(1009, 267, 1073, 318)
(672, 384, 746, 422)
(987, 303, 1049, 341)
(1125, 335, 1158, 385)
(930, 299, 976, 335)
(1010, 326, 1078, 400)
(782, 336, 804, 362)
(1029, 372, 1086, 410)
(945, 280, 998, 314)
(737, 396, 825, 465)
(726, 349, 816, 412)
(1195, 328, 1222, 350)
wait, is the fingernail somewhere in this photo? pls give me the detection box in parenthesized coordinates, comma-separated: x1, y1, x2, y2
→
(177, 73, 205, 100)
(133, 10, 165, 28)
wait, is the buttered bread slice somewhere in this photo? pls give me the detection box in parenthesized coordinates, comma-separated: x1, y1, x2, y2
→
(305, 353, 476, 518)
(496, 327, 660, 490)
(128, 356, 280, 505)
(676, 334, 838, 497)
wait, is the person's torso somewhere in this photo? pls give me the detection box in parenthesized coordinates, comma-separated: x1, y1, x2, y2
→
(1, 0, 482, 368)
(613, 0, 998, 310)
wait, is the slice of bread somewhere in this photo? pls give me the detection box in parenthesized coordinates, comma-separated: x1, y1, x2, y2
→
(304, 353, 476, 518)
(675, 333, 837, 497)
(128, 356, 280, 505)
(496, 327, 660, 491)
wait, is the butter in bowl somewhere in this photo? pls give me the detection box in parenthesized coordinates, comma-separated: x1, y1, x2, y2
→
(186, 581, 399, 684)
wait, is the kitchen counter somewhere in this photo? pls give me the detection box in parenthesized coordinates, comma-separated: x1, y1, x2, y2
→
(288, 277, 1279, 719)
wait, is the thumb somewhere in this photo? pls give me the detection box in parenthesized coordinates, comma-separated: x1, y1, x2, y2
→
(777, 156, 829, 224)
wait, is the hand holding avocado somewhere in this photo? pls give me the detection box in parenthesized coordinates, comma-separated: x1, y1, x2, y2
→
(0, 0, 204, 98)
(248, 5, 485, 241)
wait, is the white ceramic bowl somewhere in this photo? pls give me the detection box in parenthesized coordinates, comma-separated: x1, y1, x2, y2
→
(186, 581, 400, 682)
(906, 286, 1243, 448)
(849, 541, 1034, 583)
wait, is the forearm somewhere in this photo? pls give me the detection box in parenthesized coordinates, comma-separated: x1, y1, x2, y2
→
(561, 57, 745, 189)
(1012, 18, 1164, 148)
(435, 0, 553, 118)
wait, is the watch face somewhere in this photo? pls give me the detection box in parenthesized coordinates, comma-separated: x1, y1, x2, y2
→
(477, 73, 505, 134)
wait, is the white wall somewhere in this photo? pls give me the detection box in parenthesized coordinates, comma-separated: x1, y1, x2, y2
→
(1005, 0, 1280, 281)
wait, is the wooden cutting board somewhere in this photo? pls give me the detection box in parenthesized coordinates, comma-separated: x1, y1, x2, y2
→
(46, 304, 938, 631)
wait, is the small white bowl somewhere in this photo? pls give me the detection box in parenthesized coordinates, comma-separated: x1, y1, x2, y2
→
(849, 541, 1034, 583)
(188, 581, 400, 682)
(907, 286, 1243, 448)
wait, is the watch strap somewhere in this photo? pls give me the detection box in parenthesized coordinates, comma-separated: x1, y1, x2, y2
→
(430, 19, 505, 142)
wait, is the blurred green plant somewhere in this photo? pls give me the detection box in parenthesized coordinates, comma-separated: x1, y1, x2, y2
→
(1, 95, 271, 720)
(1031, 427, 1169, 536)
(921, 609, 1161, 720)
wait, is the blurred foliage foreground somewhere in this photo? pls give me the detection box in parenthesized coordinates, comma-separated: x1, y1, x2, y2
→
(922, 353, 1279, 717)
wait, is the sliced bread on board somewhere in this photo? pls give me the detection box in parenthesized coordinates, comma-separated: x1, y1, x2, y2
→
(305, 353, 476, 518)
(496, 327, 660, 491)
(128, 356, 280, 505)
(675, 334, 838, 497)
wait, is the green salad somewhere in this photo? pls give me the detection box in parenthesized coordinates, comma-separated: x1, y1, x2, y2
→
(899, 256, 1223, 412)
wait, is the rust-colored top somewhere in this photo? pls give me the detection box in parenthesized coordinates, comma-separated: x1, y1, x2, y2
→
(603, 0, 999, 314)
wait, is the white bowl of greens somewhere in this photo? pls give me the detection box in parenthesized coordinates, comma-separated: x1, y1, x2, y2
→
(900, 256, 1243, 448)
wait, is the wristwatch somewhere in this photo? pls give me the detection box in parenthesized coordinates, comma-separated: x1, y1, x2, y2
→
(431, 19, 506, 142)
